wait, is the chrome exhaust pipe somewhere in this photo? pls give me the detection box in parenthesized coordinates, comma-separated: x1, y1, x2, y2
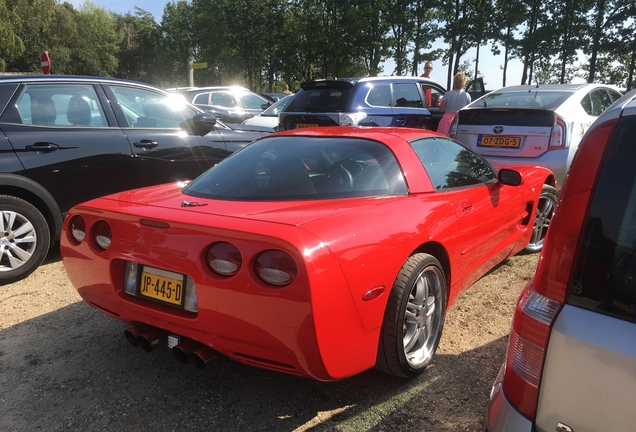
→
(189, 346, 219, 369)
(123, 326, 151, 348)
(136, 328, 165, 352)
(172, 339, 201, 364)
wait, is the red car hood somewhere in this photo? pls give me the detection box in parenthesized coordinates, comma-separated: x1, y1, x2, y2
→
(96, 182, 404, 226)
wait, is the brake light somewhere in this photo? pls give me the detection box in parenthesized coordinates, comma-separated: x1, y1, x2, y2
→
(92, 220, 112, 250)
(206, 242, 242, 276)
(502, 281, 562, 419)
(448, 113, 459, 139)
(549, 115, 567, 149)
(339, 112, 367, 126)
(254, 250, 297, 286)
(69, 215, 86, 244)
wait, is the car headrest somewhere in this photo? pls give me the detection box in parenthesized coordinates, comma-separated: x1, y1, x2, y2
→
(66, 96, 92, 126)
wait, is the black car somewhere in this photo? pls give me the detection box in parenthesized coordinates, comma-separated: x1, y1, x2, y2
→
(278, 76, 485, 132)
(0, 75, 273, 284)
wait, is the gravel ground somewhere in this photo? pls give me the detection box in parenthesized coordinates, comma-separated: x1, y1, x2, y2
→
(0, 247, 538, 431)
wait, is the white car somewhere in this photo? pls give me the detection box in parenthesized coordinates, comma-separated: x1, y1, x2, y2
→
(450, 83, 623, 251)
(242, 94, 293, 130)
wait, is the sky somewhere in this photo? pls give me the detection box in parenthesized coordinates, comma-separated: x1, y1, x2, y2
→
(67, 0, 526, 89)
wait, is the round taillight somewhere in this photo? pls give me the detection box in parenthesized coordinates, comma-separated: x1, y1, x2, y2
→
(206, 242, 242, 276)
(93, 220, 112, 250)
(69, 215, 86, 243)
(254, 250, 297, 286)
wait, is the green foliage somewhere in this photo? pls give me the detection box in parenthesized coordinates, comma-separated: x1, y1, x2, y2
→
(0, 0, 633, 92)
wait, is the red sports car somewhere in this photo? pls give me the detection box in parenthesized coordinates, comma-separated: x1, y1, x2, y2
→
(61, 127, 554, 381)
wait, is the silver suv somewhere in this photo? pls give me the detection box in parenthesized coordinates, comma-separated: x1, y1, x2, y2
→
(484, 88, 636, 431)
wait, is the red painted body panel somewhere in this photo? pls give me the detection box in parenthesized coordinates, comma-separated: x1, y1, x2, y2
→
(61, 127, 551, 380)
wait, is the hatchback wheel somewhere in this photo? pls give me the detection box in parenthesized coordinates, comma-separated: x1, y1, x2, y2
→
(525, 185, 559, 253)
(0, 196, 50, 285)
(376, 253, 447, 378)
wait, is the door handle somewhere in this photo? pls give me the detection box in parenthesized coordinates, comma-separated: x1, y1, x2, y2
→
(25, 142, 59, 152)
(459, 200, 473, 214)
(395, 118, 407, 126)
(133, 140, 159, 149)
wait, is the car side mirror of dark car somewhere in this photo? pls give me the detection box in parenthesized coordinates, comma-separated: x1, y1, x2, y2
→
(180, 112, 217, 136)
(498, 169, 523, 186)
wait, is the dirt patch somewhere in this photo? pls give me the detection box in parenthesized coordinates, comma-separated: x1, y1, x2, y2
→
(0, 248, 538, 431)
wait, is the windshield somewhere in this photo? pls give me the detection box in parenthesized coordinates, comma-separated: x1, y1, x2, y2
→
(473, 90, 573, 109)
(182, 136, 407, 201)
(260, 95, 293, 117)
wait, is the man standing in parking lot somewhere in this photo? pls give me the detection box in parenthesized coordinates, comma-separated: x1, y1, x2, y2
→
(420, 62, 433, 79)
(420, 62, 434, 106)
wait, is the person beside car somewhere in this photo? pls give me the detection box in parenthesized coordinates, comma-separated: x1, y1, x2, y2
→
(437, 72, 471, 136)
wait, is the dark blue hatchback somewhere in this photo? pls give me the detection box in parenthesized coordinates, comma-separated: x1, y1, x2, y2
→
(279, 76, 485, 132)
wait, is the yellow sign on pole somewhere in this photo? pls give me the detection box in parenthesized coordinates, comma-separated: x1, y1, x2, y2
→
(192, 62, 208, 69)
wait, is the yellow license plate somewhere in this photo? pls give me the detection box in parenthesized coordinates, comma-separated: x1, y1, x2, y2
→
(139, 266, 185, 307)
(296, 123, 318, 129)
(479, 135, 521, 148)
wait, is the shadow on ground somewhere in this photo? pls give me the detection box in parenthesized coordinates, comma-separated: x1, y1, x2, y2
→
(0, 297, 505, 432)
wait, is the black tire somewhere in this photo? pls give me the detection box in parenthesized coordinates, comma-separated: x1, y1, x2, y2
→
(0, 195, 51, 285)
(376, 253, 447, 378)
(524, 184, 559, 253)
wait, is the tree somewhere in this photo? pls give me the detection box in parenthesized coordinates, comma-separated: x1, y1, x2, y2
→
(0, 0, 27, 71)
(115, 8, 164, 84)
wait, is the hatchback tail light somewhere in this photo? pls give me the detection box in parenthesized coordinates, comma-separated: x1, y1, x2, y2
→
(339, 112, 367, 126)
(502, 283, 561, 418)
(448, 113, 459, 139)
(549, 114, 568, 149)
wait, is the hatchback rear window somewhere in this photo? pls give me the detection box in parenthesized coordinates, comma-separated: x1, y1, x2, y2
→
(472, 90, 573, 109)
(568, 116, 636, 323)
(285, 87, 352, 112)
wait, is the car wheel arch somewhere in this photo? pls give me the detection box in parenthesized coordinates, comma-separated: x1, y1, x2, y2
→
(411, 241, 452, 292)
(0, 173, 63, 242)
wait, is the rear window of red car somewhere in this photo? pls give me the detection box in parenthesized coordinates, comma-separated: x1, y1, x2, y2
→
(182, 136, 407, 201)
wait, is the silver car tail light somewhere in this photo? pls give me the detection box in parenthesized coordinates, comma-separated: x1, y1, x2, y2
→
(549, 115, 568, 149)
(502, 283, 561, 419)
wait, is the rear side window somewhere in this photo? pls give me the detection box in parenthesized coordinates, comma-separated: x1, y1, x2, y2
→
(110, 85, 197, 128)
(569, 115, 636, 323)
(393, 83, 423, 108)
(366, 84, 391, 107)
(410, 137, 496, 190)
(14, 84, 107, 127)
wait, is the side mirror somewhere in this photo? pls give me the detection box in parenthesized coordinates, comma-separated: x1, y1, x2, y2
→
(180, 112, 217, 136)
(498, 169, 523, 186)
(261, 102, 272, 110)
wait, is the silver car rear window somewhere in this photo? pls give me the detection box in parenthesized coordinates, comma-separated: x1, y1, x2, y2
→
(473, 90, 573, 109)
